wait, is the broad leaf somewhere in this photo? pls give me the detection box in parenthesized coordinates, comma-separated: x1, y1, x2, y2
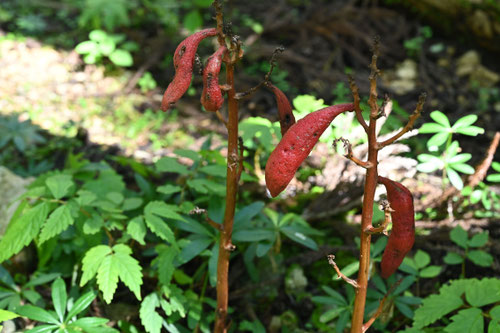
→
(112, 244, 143, 301)
(413, 289, 463, 328)
(465, 278, 500, 307)
(39, 205, 74, 244)
(66, 291, 96, 319)
(45, 174, 74, 200)
(16, 305, 59, 324)
(467, 250, 494, 267)
(51, 278, 67, 322)
(444, 308, 483, 333)
(96, 256, 119, 304)
(449, 226, 468, 248)
(139, 293, 162, 333)
(80, 245, 112, 286)
(429, 111, 450, 127)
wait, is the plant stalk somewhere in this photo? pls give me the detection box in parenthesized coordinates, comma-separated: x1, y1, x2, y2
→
(214, 62, 239, 333)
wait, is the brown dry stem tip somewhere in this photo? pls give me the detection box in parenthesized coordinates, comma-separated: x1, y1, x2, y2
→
(327, 254, 359, 288)
(348, 75, 369, 132)
(190, 207, 222, 230)
(364, 200, 393, 235)
(377, 92, 427, 149)
(362, 278, 402, 332)
(333, 137, 372, 169)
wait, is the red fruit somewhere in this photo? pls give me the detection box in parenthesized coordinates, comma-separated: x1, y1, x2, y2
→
(201, 46, 227, 111)
(265, 103, 354, 197)
(378, 176, 415, 279)
(161, 28, 218, 111)
(268, 84, 296, 136)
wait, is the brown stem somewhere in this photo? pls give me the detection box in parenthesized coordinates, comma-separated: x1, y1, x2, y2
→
(214, 60, 239, 333)
(362, 279, 402, 332)
(364, 201, 392, 235)
(351, 39, 380, 332)
(377, 93, 426, 149)
(348, 75, 369, 132)
(333, 137, 372, 169)
(327, 255, 359, 288)
(190, 207, 222, 231)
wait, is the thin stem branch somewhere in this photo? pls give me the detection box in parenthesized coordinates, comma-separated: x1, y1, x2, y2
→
(362, 279, 402, 332)
(237, 137, 244, 181)
(333, 137, 372, 169)
(377, 93, 426, 149)
(216, 110, 228, 128)
(190, 207, 222, 231)
(364, 201, 392, 235)
(327, 255, 359, 288)
(348, 75, 369, 132)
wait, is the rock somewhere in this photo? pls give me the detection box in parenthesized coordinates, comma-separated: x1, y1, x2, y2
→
(385, 59, 418, 95)
(456, 50, 500, 87)
(0, 167, 33, 235)
(456, 50, 480, 77)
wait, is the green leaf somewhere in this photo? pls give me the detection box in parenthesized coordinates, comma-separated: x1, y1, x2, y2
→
(0, 309, 19, 321)
(419, 265, 441, 278)
(144, 214, 176, 245)
(199, 165, 226, 177)
(66, 291, 96, 320)
(467, 232, 488, 248)
(156, 157, 189, 175)
(452, 114, 478, 129)
(427, 132, 450, 148)
(414, 250, 431, 269)
(144, 201, 184, 221)
(467, 250, 494, 267)
(489, 320, 500, 333)
(51, 278, 66, 322)
(75, 41, 98, 54)
(80, 245, 112, 286)
(430, 110, 450, 127)
(234, 202, 265, 227)
(454, 126, 484, 136)
(39, 205, 74, 244)
(113, 244, 142, 301)
(465, 278, 500, 307)
(486, 174, 500, 183)
(320, 286, 348, 306)
(490, 305, 500, 321)
(154, 246, 177, 286)
(444, 308, 483, 333)
(89, 30, 107, 41)
(126, 216, 146, 245)
(83, 214, 104, 235)
(413, 289, 463, 328)
(109, 49, 133, 67)
(157, 184, 182, 195)
(187, 179, 226, 196)
(25, 324, 59, 332)
(447, 168, 464, 189)
(449, 153, 472, 164)
(232, 229, 274, 242)
(319, 307, 346, 323)
(450, 163, 475, 174)
(139, 293, 162, 333)
(17, 305, 60, 324)
(443, 252, 463, 265)
(45, 174, 74, 200)
(183, 10, 203, 32)
(419, 122, 445, 133)
(178, 237, 213, 264)
(281, 226, 318, 250)
(96, 255, 119, 304)
(70, 317, 109, 329)
(0, 202, 50, 263)
(450, 226, 468, 248)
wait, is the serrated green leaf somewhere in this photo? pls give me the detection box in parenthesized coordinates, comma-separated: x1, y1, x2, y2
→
(16, 305, 60, 324)
(468, 232, 488, 247)
(144, 214, 175, 245)
(154, 246, 177, 286)
(139, 293, 162, 333)
(51, 278, 66, 322)
(419, 265, 441, 278)
(465, 278, 500, 307)
(414, 250, 431, 269)
(126, 216, 146, 245)
(156, 157, 189, 175)
(66, 291, 96, 320)
(39, 205, 74, 244)
(156, 184, 182, 195)
(112, 244, 142, 301)
(467, 250, 494, 267)
(413, 290, 463, 328)
(97, 255, 119, 304)
(80, 245, 112, 286)
(83, 214, 104, 235)
(144, 201, 184, 221)
(445, 307, 483, 333)
(430, 111, 450, 127)
(45, 175, 74, 200)
(198, 165, 226, 177)
(419, 122, 445, 133)
(0, 202, 50, 263)
(450, 226, 468, 248)
(187, 178, 226, 196)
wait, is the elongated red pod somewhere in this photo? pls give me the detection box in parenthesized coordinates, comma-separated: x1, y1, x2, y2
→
(161, 28, 218, 111)
(378, 176, 415, 279)
(268, 84, 296, 136)
(201, 46, 227, 111)
(265, 103, 354, 197)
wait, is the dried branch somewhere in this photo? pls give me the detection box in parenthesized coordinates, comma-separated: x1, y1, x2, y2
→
(327, 255, 359, 288)
(365, 201, 392, 235)
(333, 137, 372, 169)
(190, 207, 222, 231)
(368, 36, 381, 119)
(377, 93, 426, 149)
(348, 75, 369, 132)
(216, 110, 228, 128)
(235, 46, 285, 100)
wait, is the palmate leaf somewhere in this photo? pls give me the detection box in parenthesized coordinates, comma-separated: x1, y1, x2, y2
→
(80, 245, 112, 286)
(413, 288, 463, 328)
(112, 244, 142, 301)
(444, 308, 483, 333)
(96, 256, 118, 304)
(154, 245, 177, 286)
(0, 202, 50, 263)
(45, 174, 74, 200)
